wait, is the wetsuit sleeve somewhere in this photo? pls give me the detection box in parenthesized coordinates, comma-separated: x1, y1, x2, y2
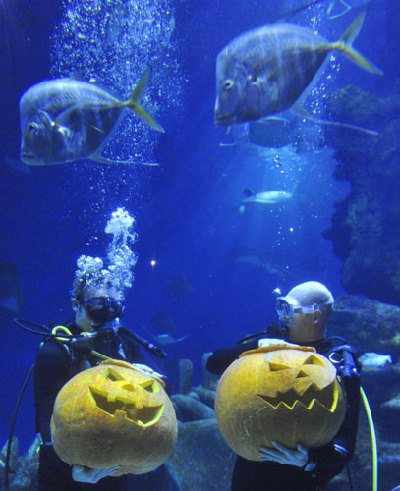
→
(206, 340, 259, 375)
(33, 341, 71, 443)
(308, 357, 361, 488)
(118, 327, 164, 373)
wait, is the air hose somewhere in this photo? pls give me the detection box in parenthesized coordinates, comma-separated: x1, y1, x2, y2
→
(360, 386, 378, 491)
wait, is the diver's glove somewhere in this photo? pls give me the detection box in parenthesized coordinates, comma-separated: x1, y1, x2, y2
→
(72, 464, 121, 483)
(258, 338, 298, 348)
(259, 441, 308, 467)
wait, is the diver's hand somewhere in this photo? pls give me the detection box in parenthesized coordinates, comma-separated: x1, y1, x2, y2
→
(72, 464, 120, 483)
(259, 442, 308, 467)
(258, 338, 298, 348)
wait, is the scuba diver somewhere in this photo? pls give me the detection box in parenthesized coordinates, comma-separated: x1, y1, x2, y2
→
(32, 208, 178, 491)
(207, 281, 361, 491)
(33, 268, 177, 490)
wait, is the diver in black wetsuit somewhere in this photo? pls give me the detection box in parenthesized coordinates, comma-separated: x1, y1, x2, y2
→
(34, 269, 177, 491)
(207, 281, 361, 491)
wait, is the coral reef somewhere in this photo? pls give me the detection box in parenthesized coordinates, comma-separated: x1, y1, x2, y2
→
(329, 294, 400, 356)
(323, 82, 400, 304)
(328, 294, 400, 489)
(166, 420, 234, 491)
(0, 436, 39, 490)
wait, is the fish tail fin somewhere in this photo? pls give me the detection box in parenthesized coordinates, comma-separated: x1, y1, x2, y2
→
(331, 12, 383, 75)
(124, 69, 165, 133)
(244, 188, 256, 198)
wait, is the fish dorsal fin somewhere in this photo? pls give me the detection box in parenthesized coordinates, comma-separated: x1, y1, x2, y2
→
(244, 188, 256, 198)
(292, 101, 379, 136)
(90, 151, 160, 166)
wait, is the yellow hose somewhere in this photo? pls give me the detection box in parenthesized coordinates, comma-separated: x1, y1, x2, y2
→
(51, 326, 111, 361)
(51, 325, 73, 342)
(360, 386, 378, 491)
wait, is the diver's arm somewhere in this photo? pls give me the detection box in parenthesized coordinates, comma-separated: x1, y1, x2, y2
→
(206, 340, 259, 375)
(118, 327, 164, 370)
(308, 360, 361, 487)
(33, 341, 71, 443)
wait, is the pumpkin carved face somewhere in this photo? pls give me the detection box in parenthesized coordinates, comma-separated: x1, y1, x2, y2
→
(51, 359, 177, 475)
(87, 365, 164, 427)
(215, 346, 345, 461)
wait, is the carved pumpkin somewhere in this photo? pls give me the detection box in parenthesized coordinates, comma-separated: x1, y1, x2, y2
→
(215, 346, 346, 461)
(51, 359, 177, 474)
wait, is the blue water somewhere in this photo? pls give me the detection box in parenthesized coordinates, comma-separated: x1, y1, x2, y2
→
(0, 0, 398, 470)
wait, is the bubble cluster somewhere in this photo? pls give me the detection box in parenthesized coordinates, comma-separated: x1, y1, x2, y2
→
(72, 208, 138, 300)
(50, 0, 184, 163)
(105, 207, 138, 290)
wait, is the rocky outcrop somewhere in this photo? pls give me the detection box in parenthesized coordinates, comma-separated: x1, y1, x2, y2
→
(329, 294, 400, 355)
(323, 83, 400, 304)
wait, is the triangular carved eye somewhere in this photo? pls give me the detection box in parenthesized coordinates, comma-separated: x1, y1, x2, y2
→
(106, 368, 125, 381)
(296, 370, 309, 378)
(140, 379, 159, 394)
(122, 384, 135, 392)
(269, 362, 291, 371)
(304, 355, 326, 366)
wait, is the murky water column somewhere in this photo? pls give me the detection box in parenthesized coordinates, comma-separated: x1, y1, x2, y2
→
(50, 0, 184, 164)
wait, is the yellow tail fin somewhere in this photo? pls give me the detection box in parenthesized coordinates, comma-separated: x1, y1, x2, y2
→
(123, 69, 165, 133)
(331, 12, 383, 75)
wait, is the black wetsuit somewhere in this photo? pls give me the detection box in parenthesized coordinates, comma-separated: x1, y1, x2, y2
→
(33, 322, 177, 491)
(207, 334, 361, 491)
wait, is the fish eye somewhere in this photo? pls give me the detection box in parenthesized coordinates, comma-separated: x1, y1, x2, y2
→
(223, 80, 234, 90)
(28, 123, 39, 136)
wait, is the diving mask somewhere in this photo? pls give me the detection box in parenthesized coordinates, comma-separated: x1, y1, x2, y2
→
(276, 297, 318, 321)
(84, 296, 124, 324)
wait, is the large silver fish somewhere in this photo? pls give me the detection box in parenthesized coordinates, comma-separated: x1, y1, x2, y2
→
(20, 70, 164, 166)
(214, 13, 382, 126)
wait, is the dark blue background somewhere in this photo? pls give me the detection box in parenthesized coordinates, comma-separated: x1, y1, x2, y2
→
(0, 0, 396, 452)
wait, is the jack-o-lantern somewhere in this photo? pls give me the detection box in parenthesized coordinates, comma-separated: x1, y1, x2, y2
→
(51, 359, 177, 474)
(215, 346, 346, 461)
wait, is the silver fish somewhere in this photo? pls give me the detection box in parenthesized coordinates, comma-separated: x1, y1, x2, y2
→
(239, 189, 293, 213)
(214, 13, 382, 126)
(20, 69, 164, 166)
(359, 352, 392, 369)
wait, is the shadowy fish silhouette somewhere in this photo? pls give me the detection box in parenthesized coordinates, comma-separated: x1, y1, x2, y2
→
(0, 261, 25, 314)
(214, 13, 382, 129)
(20, 69, 164, 166)
(227, 247, 295, 278)
(152, 334, 189, 346)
